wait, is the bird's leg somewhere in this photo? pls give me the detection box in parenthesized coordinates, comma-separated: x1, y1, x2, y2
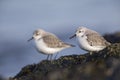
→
(54, 52, 59, 59)
(50, 54, 53, 62)
(46, 54, 50, 60)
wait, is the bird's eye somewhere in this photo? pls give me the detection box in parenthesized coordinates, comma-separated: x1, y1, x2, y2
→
(79, 31, 81, 33)
(36, 32, 40, 35)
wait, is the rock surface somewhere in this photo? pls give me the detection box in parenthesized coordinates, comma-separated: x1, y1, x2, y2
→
(9, 32, 120, 80)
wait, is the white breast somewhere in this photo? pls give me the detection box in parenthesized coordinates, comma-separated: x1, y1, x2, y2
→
(35, 39, 64, 54)
(77, 36, 105, 52)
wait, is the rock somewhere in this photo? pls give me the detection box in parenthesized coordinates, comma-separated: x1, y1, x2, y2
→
(9, 43, 120, 80)
(9, 32, 120, 80)
(104, 32, 120, 43)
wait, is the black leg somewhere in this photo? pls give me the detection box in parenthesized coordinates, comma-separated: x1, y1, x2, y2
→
(54, 52, 59, 59)
(47, 54, 50, 60)
(50, 54, 53, 61)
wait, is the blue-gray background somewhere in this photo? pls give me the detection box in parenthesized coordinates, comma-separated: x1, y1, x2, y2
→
(0, 0, 120, 78)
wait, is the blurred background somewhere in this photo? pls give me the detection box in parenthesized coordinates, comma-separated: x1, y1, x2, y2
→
(0, 0, 120, 79)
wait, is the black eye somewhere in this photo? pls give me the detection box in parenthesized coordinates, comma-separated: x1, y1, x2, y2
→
(36, 32, 40, 35)
(79, 31, 81, 33)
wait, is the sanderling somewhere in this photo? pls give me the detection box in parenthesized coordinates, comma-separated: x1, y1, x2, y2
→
(28, 29, 74, 61)
(70, 27, 111, 54)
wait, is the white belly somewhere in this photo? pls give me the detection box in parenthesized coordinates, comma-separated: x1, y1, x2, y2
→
(35, 39, 64, 54)
(77, 36, 105, 52)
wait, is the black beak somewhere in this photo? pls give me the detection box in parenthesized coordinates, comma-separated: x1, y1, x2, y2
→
(69, 34, 76, 39)
(28, 37, 33, 42)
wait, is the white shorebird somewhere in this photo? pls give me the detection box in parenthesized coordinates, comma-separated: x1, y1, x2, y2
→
(70, 27, 111, 54)
(28, 29, 74, 61)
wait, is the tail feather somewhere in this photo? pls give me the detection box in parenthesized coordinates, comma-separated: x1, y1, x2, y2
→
(69, 44, 76, 47)
(65, 43, 75, 47)
(106, 41, 111, 46)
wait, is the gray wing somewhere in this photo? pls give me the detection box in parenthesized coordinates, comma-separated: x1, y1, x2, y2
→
(86, 32, 110, 46)
(43, 34, 70, 48)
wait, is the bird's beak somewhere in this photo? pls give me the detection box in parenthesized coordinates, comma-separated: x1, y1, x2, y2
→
(28, 37, 33, 42)
(69, 34, 76, 39)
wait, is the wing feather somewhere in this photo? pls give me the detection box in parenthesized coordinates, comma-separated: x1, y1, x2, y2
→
(43, 34, 70, 48)
(86, 32, 110, 46)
